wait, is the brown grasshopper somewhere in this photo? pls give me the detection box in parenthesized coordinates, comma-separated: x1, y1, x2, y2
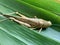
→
(0, 12, 52, 32)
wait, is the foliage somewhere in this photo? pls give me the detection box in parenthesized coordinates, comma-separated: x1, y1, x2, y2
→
(0, 0, 60, 45)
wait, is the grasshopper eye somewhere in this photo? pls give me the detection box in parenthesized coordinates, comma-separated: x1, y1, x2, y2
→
(47, 21, 52, 26)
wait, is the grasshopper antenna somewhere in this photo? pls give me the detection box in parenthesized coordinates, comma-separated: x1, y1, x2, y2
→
(0, 12, 15, 18)
(0, 12, 11, 22)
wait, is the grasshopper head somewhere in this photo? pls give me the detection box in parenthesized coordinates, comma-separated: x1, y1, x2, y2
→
(47, 21, 52, 26)
(43, 21, 52, 28)
(39, 19, 52, 28)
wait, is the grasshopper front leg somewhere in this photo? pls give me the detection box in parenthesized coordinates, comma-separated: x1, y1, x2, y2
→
(9, 12, 38, 19)
(39, 28, 42, 32)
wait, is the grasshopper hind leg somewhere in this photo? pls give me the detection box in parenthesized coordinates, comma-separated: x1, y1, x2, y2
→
(6, 12, 28, 18)
(15, 12, 28, 18)
(9, 17, 31, 27)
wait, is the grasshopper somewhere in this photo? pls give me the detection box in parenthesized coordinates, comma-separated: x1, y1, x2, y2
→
(0, 12, 52, 32)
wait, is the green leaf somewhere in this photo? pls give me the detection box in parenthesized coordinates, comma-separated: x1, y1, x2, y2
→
(0, 0, 60, 45)
(18, 0, 60, 15)
(0, 0, 60, 24)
